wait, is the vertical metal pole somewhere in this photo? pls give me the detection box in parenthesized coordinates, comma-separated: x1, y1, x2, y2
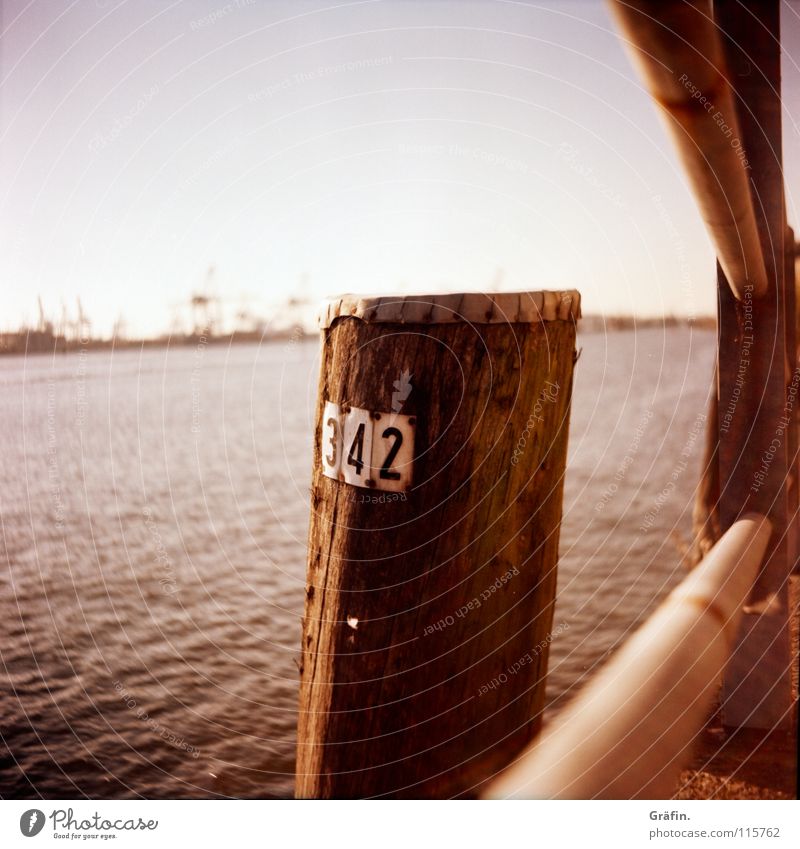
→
(785, 227, 798, 571)
(714, 0, 794, 731)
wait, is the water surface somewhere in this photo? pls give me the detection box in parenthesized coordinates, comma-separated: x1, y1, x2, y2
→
(0, 327, 715, 797)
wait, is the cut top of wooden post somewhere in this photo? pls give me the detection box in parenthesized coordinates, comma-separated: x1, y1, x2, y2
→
(317, 289, 582, 328)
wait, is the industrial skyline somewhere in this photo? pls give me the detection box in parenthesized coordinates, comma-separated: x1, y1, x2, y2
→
(3, 1, 800, 336)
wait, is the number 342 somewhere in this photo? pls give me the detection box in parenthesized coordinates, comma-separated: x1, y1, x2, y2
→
(321, 401, 415, 492)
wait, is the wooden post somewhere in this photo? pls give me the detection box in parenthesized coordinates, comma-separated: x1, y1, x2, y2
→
(714, 0, 794, 730)
(296, 291, 579, 798)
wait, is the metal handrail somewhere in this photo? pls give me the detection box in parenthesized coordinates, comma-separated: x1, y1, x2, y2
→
(609, 0, 768, 299)
(483, 513, 772, 799)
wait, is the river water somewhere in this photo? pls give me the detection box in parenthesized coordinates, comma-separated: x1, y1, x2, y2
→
(0, 327, 715, 798)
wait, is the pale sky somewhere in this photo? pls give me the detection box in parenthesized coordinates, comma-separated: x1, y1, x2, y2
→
(3, 0, 800, 337)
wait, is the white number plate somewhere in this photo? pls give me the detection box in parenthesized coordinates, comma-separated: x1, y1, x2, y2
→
(321, 401, 342, 479)
(341, 406, 373, 487)
(321, 402, 415, 492)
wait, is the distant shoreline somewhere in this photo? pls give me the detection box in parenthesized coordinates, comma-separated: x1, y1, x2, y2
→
(0, 327, 312, 357)
(0, 315, 715, 357)
(579, 314, 716, 331)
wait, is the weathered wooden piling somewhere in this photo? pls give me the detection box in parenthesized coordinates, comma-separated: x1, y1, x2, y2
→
(296, 291, 580, 798)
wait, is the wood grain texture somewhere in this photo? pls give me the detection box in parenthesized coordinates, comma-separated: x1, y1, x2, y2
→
(296, 312, 576, 798)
